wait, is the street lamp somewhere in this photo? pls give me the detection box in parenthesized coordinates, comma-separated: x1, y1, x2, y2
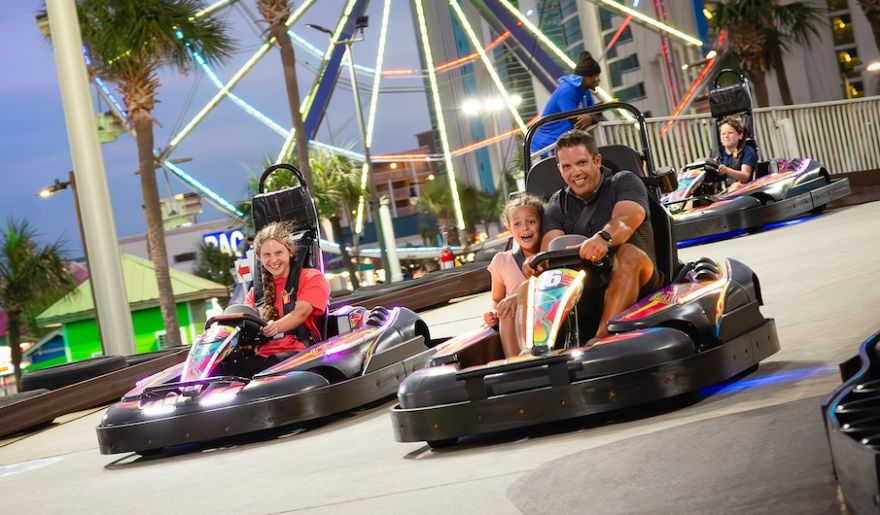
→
(36, 170, 102, 346)
(307, 19, 395, 281)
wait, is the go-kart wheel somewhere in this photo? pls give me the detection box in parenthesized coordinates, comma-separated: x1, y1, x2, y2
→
(427, 438, 458, 449)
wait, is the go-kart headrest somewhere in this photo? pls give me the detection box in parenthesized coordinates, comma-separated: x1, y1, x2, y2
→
(252, 186, 318, 235)
(526, 157, 566, 200)
(709, 83, 752, 119)
(597, 145, 644, 176)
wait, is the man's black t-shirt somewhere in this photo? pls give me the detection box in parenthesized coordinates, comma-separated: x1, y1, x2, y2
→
(542, 166, 656, 265)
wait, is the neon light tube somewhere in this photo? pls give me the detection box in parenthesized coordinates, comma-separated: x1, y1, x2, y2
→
(449, 0, 527, 134)
(414, 0, 466, 231)
(595, 0, 702, 47)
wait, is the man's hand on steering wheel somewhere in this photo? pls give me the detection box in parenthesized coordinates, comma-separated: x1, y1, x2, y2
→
(578, 234, 611, 263)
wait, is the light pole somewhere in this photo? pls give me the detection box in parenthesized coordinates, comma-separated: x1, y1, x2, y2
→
(37, 170, 103, 349)
(307, 19, 394, 281)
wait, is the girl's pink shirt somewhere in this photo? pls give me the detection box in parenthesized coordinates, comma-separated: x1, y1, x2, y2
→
(487, 250, 528, 297)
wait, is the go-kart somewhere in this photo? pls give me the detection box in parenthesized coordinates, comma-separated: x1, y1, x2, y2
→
(390, 102, 780, 448)
(664, 70, 850, 241)
(822, 329, 880, 514)
(96, 164, 433, 455)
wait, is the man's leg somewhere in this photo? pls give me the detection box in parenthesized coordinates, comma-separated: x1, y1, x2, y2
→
(596, 244, 654, 338)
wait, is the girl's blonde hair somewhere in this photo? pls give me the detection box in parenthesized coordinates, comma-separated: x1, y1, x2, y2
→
(501, 194, 545, 227)
(253, 222, 297, 321)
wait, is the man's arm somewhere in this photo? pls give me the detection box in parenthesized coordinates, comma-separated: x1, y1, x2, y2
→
(578, 200, 646, 261)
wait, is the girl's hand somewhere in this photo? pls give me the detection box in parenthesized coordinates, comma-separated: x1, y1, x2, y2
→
(262, 320, 282, 337)
(483, 310, 499, 328)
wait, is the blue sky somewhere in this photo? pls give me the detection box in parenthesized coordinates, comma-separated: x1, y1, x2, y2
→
(0, 1, 431, 257)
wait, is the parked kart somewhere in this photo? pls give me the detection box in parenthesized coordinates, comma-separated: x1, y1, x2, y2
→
(390, 102, 780, 448)
(97, 164, 433, 455)
(664, 69, 850, 241)
(822, 329, 880, 514)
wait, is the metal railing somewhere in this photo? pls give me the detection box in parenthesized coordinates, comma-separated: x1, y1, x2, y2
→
(593, 96, 880, 175)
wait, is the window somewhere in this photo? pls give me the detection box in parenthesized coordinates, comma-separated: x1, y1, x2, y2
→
(599, 8, 616, 31)
(837, 47, 861, 73)
(615, 83, 646, 102)
(609, 54, 640, 88)
(560, 0, 577, 18)
(831, 15, 855, 46)
(827, 0, 848, 11)
(562, 16, 583, 46)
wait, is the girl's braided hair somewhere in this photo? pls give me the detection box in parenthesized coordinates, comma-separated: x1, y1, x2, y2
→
(253, 222, 297, 321)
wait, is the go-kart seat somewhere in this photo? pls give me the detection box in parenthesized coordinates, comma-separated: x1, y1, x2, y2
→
(526, 157, 565, 200)
(709, 77, 760, 162)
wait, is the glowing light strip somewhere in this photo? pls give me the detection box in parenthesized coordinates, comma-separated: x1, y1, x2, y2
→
(548, 271, 587, 348)
(434, 31, 510, 72)
(277, 0, 356, 163)
(161, 160, 244, 217)
(190, 0, 236, 20)
(354, 0, 392, 234)
(659, 58, 715, 136)
(414, 0, 465, 230)
(525, 276, 537, 350)
(605, 15, 633, 51)
(452, 127, 521, 156)
(594, 0, 702, 47)
(288, 30, 373, 75)
(449, 0, 527, 134)
(169, 0, 315, 153)
(495, 0, 633, 120)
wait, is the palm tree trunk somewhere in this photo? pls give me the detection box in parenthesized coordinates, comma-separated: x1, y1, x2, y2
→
(8, 309, 23, 388)
(276, 30, 314, 193)
(331, 216, 360, 290)
(135, 117, 182, 349)
(770, 52, 794, 105)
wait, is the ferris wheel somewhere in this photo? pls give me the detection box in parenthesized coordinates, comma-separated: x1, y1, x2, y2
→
(81, 0, 711, 257)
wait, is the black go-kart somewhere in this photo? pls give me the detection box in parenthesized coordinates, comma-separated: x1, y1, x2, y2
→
(822, 330, 880, 514)
(663, 69, 850, 241)
(96, 164, 434, 455)
(389, 102, 780, 448)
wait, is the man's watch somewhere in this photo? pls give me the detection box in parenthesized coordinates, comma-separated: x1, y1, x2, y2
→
(597, 230, 613, 245)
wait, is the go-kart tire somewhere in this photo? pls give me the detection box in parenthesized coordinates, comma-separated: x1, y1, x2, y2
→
(124, 346, 188, 367)
(0, 388, 50, 407)
(427, 438, 459, 450)
(19, 355, 127, 392)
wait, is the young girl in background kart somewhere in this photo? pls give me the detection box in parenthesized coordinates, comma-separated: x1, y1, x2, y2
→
(483, 195, 545, 358)
(243, 222, 330, 372)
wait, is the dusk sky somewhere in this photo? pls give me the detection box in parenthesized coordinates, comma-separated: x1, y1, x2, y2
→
(0, 1, 434, 258)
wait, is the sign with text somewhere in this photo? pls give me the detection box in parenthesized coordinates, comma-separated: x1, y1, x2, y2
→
(203, 229, 246, 256)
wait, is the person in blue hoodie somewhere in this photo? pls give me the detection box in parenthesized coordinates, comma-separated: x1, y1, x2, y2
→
(530, 51, 602, 155)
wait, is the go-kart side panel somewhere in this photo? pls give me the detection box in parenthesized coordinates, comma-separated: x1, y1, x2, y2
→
(673, 196, 761, 240)
(398, 328, 694, 410)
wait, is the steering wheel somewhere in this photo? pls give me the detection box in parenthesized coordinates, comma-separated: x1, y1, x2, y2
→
(528, 246, 611, 273)
(205, 306, 270, 344)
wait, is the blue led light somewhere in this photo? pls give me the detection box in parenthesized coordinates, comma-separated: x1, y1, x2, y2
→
(700, 365, 835, 396)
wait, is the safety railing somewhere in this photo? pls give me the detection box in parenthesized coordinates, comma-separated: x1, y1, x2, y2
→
(593, 96, 880, 175)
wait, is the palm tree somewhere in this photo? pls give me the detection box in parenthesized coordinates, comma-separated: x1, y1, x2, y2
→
(856, 0, 880, 56)
(258, 0, 314, 192)
(709, 0, 823, 106)
(74, 0, 234, 348)
(0, 219, 76, 386)
(311, 150, 362, 290)
(193, 242, 236, 297)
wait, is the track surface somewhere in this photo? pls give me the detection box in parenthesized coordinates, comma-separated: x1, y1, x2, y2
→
(1, 203, 877, 514)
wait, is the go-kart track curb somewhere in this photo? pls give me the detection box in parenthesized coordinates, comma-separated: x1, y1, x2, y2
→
(0, 350, 188, 438)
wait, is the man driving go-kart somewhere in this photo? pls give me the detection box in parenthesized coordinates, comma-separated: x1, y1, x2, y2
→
(524, 129, 661, 339)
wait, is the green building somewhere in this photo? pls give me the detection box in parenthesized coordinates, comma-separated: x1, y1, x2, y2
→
(34, 254, 228, 369)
